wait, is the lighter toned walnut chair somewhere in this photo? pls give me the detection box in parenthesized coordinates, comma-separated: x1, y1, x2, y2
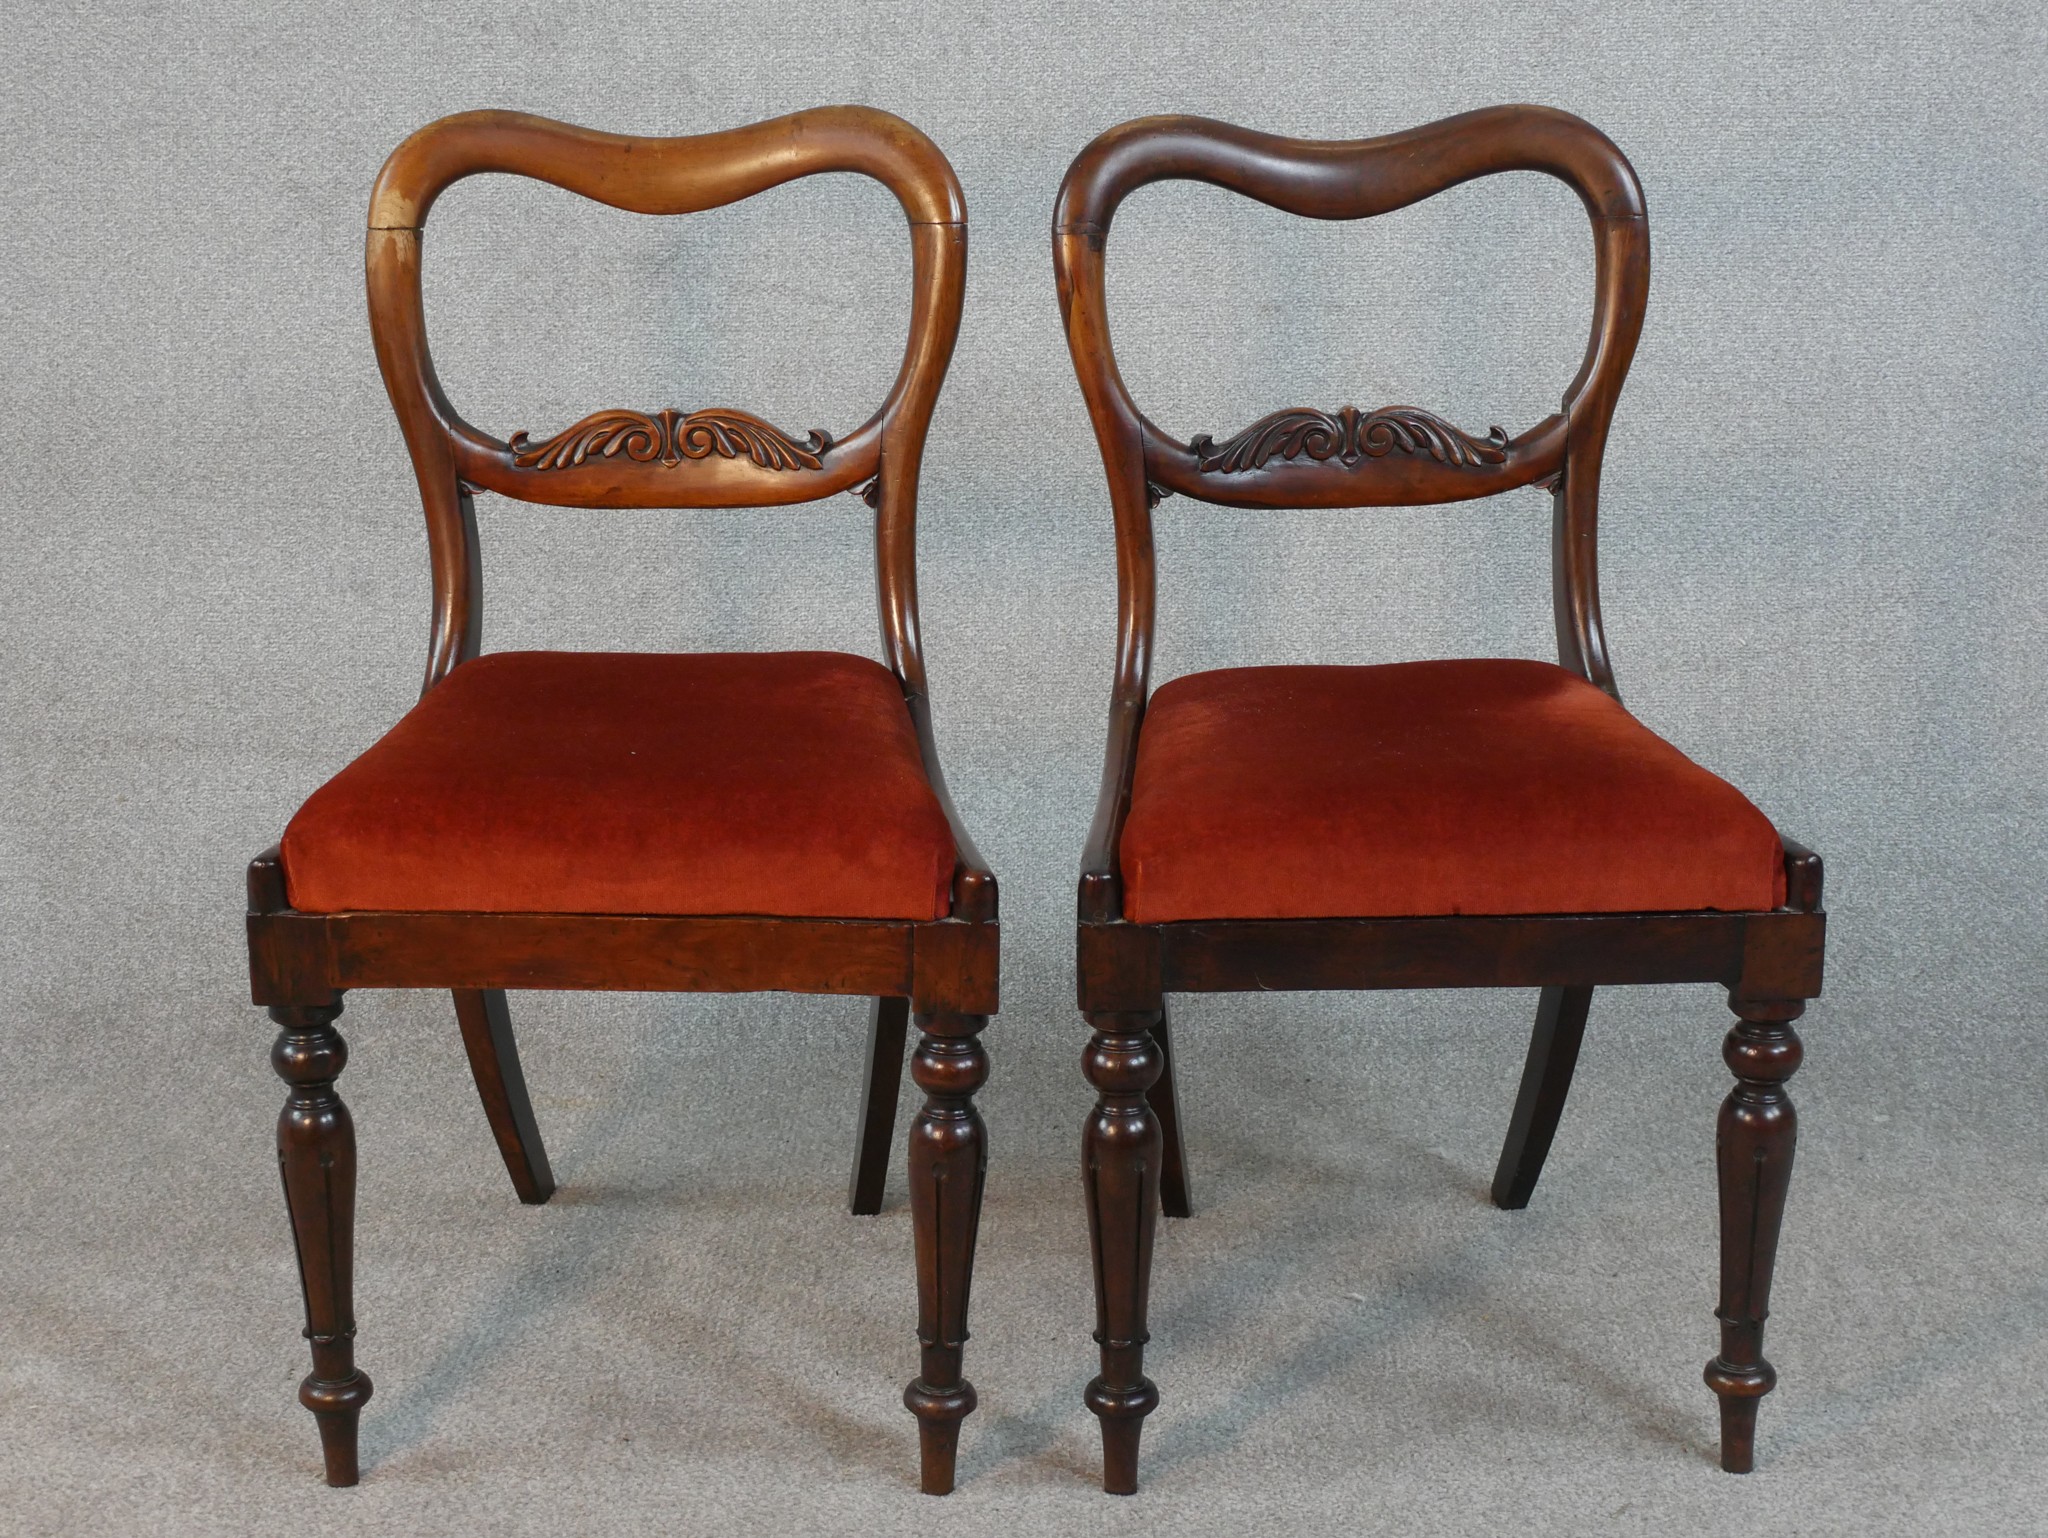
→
(248, 107, 995, 1494)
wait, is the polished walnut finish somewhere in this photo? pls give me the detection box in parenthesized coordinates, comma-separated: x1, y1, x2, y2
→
(251, 106, 994, 1494)
(1055, 106, 1826, 1491)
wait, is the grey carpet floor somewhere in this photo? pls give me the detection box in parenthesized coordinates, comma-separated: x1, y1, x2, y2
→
(4, 965, 2044, 1537)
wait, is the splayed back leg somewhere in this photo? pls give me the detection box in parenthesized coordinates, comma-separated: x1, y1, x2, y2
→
(453, 988, 555, 1205)
(850, 995, 911, 1215)
(1492, 985, 1594, 1210)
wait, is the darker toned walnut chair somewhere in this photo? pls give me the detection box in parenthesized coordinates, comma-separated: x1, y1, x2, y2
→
(247, 108, 995, 1495)
(1054, 107, 1826, 1492)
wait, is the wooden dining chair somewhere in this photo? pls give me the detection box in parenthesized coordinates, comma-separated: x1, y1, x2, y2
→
(246, 107, 996, 1495)
(1055, 107, 1826, 1493)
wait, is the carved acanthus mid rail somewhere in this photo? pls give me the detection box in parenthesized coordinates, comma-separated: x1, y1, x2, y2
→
(508, 408, 834, 472)
(1189, 405, 1508, 474)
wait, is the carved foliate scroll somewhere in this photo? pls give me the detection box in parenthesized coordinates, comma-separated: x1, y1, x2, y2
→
(508, 408, 833, 472)
(1189, 405, 1508, 473)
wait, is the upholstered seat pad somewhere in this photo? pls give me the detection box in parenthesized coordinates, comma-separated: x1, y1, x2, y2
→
(282, 651, 957, 919)
(1119, 660, 1784, 923)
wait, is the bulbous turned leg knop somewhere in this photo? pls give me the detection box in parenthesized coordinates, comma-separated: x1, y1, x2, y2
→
(1082, 1012, 1164, 1494)
(1706, 999, 1803, 1474)
(904, 1011, 988, 1494)
(271, 1003, 372, 1486)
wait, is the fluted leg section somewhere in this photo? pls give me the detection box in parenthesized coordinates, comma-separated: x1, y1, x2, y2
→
(903, 1010, 987, 1494)
(1705, 999, 1803, 1473)
(1083, 1010, 1163, 1494)
(271, 1003, 372, 1486)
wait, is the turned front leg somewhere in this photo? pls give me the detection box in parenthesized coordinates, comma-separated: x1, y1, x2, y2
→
(1082, 1010, 1163, 1494)
(903, 1010, 988, 1495)
(271, 1003, 372, 1486)
(1705, 999, 1803, 1473)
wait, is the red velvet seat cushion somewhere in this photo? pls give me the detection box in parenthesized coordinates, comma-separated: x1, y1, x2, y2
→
(1119, 660, 1784, 922)
(282, 651, 957, 919)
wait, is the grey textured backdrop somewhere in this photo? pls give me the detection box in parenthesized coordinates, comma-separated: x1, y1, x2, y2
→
(3, 2, 2045, 1534)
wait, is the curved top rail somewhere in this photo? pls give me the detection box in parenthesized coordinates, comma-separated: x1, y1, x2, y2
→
(1053, 107, 1647, 510)
(373, 105, 965, 230)
(1054, 104, 1640, 235)
(367, 106, 967, 513)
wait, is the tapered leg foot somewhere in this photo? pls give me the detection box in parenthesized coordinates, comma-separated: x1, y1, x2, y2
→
(1492, 984, 1593, 1209)
(1083, 1010, 1164, 1494)
(453, 989, 554, 1205)
(1150, 1006, 1192, 1219)
(850, 996, 911, 1215)
(905, 1011, 987, 1494)
(272, 1003, 373, 1486)
(1086, 1375, 1158, 1495)
(303, 1371, 373, 1487)
(1705, 1363, 1769, 1472)
(1705, 998, 1803, 1473)
(904, 1379, 975, 1495)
